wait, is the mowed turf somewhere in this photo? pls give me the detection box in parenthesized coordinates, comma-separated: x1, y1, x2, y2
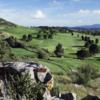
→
(36, 33, 100, 74)
(2, 28, 100, 96)
(4, 26, 38, 38)
(4, 27, 100, 74)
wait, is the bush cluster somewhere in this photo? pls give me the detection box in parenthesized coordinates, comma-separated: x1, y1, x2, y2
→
(22, 34, 33, 42)
(6, 73, 46, 100)
(70, 64, 99, 85)
(5, 36, 25, 48)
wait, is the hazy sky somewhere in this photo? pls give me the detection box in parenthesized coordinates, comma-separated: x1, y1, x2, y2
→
(0, 0, 100, 26)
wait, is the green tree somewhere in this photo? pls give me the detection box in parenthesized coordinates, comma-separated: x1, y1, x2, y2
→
(76, 49, 90, 59)
(54, 43, 64, 57)
(22, 34, 27, 41)
(27, 34, 33, 41)
(95, 38, 99, 44)
(89, 44, 99, 55)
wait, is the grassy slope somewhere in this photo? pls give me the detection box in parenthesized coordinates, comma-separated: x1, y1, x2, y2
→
(4, 26, 38, 38)
(3, 26, 100, 74)
(1, 26, 100, 97)
(38, 33, 100, 74)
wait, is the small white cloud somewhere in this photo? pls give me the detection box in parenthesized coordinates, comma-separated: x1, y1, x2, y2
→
(93, 10, 100, 14)
(33, 10, 46, 19)
(78, 9, 100, 15)
(78, 9, 90, 14)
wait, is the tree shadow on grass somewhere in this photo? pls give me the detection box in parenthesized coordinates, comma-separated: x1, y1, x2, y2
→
(64, 53, 77, 59)
(41, 59, 71, 73)
(72, 45, 84, 48)
(76, 39, 82, 41)
(94, 57, 100, 61)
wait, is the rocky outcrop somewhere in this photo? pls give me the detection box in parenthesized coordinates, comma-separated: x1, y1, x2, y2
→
(0, 62, 54, 99)
(0, 62, 100, 100)
(81, 95, 100, 100)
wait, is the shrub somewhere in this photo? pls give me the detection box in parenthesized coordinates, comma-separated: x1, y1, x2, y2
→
(71, 32, 74, 36)
(95, 38, 99, 44)
(6, 73, 46, 100)
(0, 40, 12, 61)
(54, 43, 64, 57)
(37, 50, 49, 59)
(22, 34, 33, 42)
(22, 35, 27, 41)
(43, 34, 48, 39)
(5, 36, 25, 48)
(84, 41, 91, 48)
(84, 39, 94, 48)
(70, 64, 99, 85)
(48, 33, 53, 39)
(5, 36, 15, 47)
(84, 36, 90, 41)
(76, 49, 90, 59)
(89, 44, 99, 55)
(50, 86, 60, 97)
(37, 34, 41, 39)
(81, 36, 84, 40)
(27, 34, 33, 41)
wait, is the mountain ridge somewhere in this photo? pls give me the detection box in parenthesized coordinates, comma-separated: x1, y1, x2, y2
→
(0, 18, 16, 27)
(71, 24, 100, 30)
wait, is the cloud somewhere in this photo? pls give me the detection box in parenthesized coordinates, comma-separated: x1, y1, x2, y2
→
(93, 10, 100, 14)
(78, 9, 90, 14)
(61, 9, 100, 26)
(0, 1, 100, 27)
(78, 9, 100, 15)
(0, 6, 47, 26)
(33, 10, 46, 19)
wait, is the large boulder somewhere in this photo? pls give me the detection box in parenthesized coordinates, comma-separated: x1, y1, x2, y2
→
(3, 62, 53, 87)
(0, 61, 53, 92)
(59, 92, 76, 100)
(82, 95, 100, 100)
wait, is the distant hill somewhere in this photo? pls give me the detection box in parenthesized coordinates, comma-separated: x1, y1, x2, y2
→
(0, 18, 16, 27)
(71, 24, 100, 30)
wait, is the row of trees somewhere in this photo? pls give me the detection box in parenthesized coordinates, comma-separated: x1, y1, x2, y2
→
(37, 29, 55, 40)
(81, 35, 99, 46)
(76, 35, 99, 59)
(22, 34, 33, 42)
(36, 27, 74, 40)
(37, 41, 99, 60)
(37, 43, 64, 59)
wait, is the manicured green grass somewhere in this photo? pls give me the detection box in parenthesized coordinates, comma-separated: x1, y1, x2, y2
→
(11, 48, 36, 58)
(36, 33, 100, 74)
(2, 28, 100, 96)
(4, 26, 38, 38)
(9, 32, 100, 74)
(2, 26, 100, 73)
